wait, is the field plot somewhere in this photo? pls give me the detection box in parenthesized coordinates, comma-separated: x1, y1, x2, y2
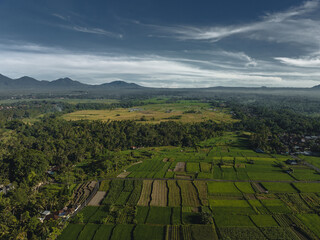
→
(178, 180, 201, 207)
(260, 227, 301, 240)
(210, 200, 255, 215)
(191, 225, 219, 240)
(88, 206, 109, 223)
(250, 215, 278, 227)
(200, 162, 212, 173)
(102, 180, 124, 205)
(146, 206, 171, 225)
(234, 182, 255, 194)
(135, 206, 149, 224)
(218, 227, 265, 240)
(294, 183, 320, 193)
(133, 225, 165, 240)
(167, 180, 181, 206)
(58, 224, 83, 240)
(260, 199, 291, 214)
(214, 215, 254, 227)
(77, 224, 100, 240)
(186, 162, 200, 173)
(166, 225, 181, 240)
(92, 225, 114, 240)
(99, 180, 110, 192)
(126, 180, 143, 206)
(297, 214, 320, 238)
(150, 180, 168, 207)
(88, 191, 106, 206)
(193, 181, 208, 205)
(261, 182, 297, 193)
(137, 180, 153, 206)
(207, 182, 241, 195)
(171, 207, 182, 224)
(174, 162, 186, 172)
(110, 224, 134, 240)
(247, 200, 269, 214)
(278, 193, 311, 213)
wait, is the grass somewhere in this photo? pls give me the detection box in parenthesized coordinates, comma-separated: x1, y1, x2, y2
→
(294, 183, 320, 193)
(178, 180, 201, 207)
(171, 207, 182, 224)
(261, 182, 297, 193)
(136, 206, 149, 224)
(207, 182, 241, 195)
(77, 224, 100, 240)
(297, 214, 320, 238)
(186, 162, 200, 173)
(58, 224, 84, 240)
(260, 199, 291, 214)
(250, 215, 279, 227)
(93, 225, 114, 240)
(167, 180, 181, 207)
(234, 182, 255, 194)
(214, 215, 255, 227)
(133, 225, 165, 240)
(191, 225, 218, 240)
(99, 180, 110, 191)
(110, 224, 134, 240)
(146, 207, 171, 225)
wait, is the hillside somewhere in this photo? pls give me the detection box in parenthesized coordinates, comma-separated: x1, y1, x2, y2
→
(0, 74, 143, 91)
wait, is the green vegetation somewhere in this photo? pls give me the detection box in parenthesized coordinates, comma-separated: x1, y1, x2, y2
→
(1, 96, 320, 239)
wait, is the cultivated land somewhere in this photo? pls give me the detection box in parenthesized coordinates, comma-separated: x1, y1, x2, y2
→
(62, 100, 236, 123)
(43, 99, 320, 240)
(59, 131, 320, 240)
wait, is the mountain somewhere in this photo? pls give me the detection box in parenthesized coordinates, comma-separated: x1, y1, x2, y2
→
(49, 78, 88, 88)
(0, 74, 143, 91)
(312, 84, 320, 89)
(100, 81, 142, 89)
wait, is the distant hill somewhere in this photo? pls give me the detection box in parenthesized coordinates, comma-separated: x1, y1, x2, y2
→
(100, 80, 142, 89)
(0, 74, 143, 91)
(312, 84, 320, 89)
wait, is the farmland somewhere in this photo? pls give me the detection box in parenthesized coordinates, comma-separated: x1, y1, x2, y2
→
(59, 133, 320, 240)
(63, 100, 236, 124)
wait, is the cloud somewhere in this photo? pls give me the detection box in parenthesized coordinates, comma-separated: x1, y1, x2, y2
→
(51, 12, 123, 38)
(0, 44, 286, 87)
(275, 56, 320, 67)
(147, 0, 320, 47)
(52, 13, 68, 21)
(69, 26, 123, 38)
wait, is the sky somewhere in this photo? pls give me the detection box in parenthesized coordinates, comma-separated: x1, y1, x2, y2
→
(0, 0, 320, 88)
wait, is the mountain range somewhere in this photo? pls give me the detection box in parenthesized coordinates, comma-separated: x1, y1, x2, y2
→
(0, 74, 319, 92)
(0, 74, 142, 91)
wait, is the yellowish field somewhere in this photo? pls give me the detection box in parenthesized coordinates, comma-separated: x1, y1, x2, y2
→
(62, 102, 236, 123)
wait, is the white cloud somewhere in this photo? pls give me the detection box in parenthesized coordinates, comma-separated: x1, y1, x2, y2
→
(0, 45, 285, 87)
(148, 0, 320, 48)
(275, 56, 320, 67)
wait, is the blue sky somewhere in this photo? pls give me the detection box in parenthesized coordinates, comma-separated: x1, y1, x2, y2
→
(0, 0, 320, 87)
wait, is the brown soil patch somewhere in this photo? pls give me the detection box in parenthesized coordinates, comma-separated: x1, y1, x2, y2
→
(117, 171, 131, 178)
(88, 191, 106, 206)
(150, 180, 168, 207)
(174, 162, 186, 172)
